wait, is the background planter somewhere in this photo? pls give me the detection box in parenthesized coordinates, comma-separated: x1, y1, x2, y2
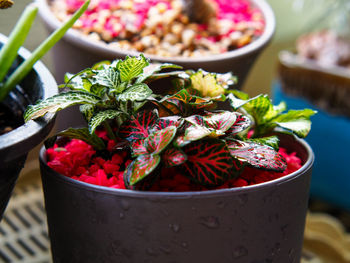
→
(0, 33, 58, 220)
(40, 134, 314, 263)
(36, 0, 275, 130)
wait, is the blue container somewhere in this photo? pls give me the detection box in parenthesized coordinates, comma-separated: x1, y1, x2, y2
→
(273, 82, 350, 210)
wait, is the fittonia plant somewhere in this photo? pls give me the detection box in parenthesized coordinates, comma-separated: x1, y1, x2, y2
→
(25, 55, 316, 189)
(0, 0, 90, 102)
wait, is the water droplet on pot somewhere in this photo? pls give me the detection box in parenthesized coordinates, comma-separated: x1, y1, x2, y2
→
(181, 242, 188, 248)
(161, 208, 169, 217)
(119, 212, 125, 219)
(146, 247, 158, 256)
(288, 248, 295, 262)
(121, 200, 130, 211)
(199, 216, 220, 229)
(169, 223, 181, 233)
(217, 201, 226, 208)
(232, 246, 248, 259)
(159, 245, 172, 254)
(238, 194, 248, 205)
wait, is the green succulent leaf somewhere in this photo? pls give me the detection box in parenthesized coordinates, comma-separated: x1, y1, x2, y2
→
(88, 109, 125, 134)
(145, 125, 177, 154)
(162, 147, 187, 167)
(181, 139, 235, 186)
(55, 127, 105, 150)
(117, 54, 149, 83)
(24, 91, 101, 122)
(128, 154, 161, 185)
(117, 83, 152, 102)
(136, 63, 182, 84)
(227, 139, 287, 171)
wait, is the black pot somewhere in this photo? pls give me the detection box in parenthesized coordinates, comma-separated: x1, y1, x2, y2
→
(0, 33, 58, 220)
(40, 134, 314, 263)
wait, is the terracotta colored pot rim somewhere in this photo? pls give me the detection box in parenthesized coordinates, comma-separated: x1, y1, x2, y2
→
(36, 0, 275, 63)
(0, 33, 57, 160)
(40, 134, 314, 198)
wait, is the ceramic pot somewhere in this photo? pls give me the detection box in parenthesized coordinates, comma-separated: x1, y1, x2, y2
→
(0, 34, 58, 220)
(40, 134, 314, 263)
(37, 0, 275, 87)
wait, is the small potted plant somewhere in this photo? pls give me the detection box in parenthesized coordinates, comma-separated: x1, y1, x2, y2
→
(26, 55, 316, 262)
(0, 0, 90, 220)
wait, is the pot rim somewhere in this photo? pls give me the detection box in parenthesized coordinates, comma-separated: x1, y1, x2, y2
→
(40, 134, 314, 198)
(0, 33, 58, 161)
(36, 0, 275, 64)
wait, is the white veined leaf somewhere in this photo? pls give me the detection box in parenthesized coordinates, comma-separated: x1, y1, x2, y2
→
(88, 110, 125, 134)
(117, 83, 152, 102)
(117, 54, 149, 82)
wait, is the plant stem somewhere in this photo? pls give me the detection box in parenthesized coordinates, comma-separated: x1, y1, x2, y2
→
(103, 121, 117, 142)
(0, 4, 37, 84)
(0, 0, 90, 102)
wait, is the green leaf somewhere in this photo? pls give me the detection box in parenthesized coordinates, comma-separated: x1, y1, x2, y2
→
(24, 91, 100, 122)
(128, 154, 161, 185)
(88, 109, 125, 134)
(63, 68, 93, 91)
(135, 63, 182, 84)
(93, 66, 121, 91)
(272, 109, 317, 138)
(117, 54, 149, 83)
(117, 83, 152, 101)
(56, 127, 105, 150)
(227, 92, 263, 111)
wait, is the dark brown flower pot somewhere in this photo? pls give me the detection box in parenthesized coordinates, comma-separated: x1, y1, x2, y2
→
(37, 0, 275, 86)
(39, 134, 314, 263)
(0, 34, 58, 220)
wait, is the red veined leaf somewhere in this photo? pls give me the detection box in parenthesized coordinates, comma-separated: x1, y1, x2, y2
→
(189, 96, 214, 111)
(171, 89, 192, 103)
(185, 115, 204, 126)
(118, 109, 158, 141)
(181, 139, 234, 186)
(132, 139, 147, 156)
(227, 139, 287, 171)
(204, 111, 237, 134)
(226, 113, 251, 135)
(153, 116, 183, 131)
(174, 134, 190, 147)
(127, 154, 161, 185)
(146, 126, 177, 154)
(162, 147, 187, 167)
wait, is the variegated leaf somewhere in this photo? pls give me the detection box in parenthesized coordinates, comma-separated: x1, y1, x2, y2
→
(24, 91, 101, 122)
(117, 83, 152, 101)
(227, 139, 287, 171)
(145, 126, 177, 154)
(248, 136, 280, 151)
(93, 66, 120, 91)
(80, 104, 95, 121)
(184, 124, 213, 141)
(152, 116, 183, 131)
(190, 70, 225, 97)
(181, 139, 234, 186)
(226, 112, 251, 135)
(204, 111, 237, 133)
(163, 147, 187, 167)
(128, 154, 161, 185)
(135, 63, 182, 84)
(118, 109, 158, 141)
(88, 109, 125, 134)
(117, 54, 149, 82)
(132, 139, 147, 156)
